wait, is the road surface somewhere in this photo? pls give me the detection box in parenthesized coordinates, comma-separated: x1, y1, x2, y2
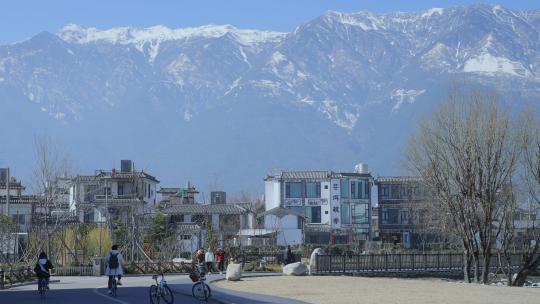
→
(0, 274, 303, 304)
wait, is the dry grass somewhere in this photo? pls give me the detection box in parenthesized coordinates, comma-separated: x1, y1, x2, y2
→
(214, 275, 539, 304)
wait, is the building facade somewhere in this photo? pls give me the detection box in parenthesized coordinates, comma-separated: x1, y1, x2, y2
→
(70, 160, 159, 224)
(376, 176, 432, 248)
(264, 164, 373, 245)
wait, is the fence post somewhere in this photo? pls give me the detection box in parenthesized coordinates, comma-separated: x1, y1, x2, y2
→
(398, 254, 402, 271)
(449, 254, 452, 271)
(343, 255, 346, 273)
(411, 254, 415, 271)
(385, 253, 388, 271)
(436, 253, 440, 270)
(0, 269, 3, 289)
(423, 253, 427, 271)
(370, 254, 374, 272)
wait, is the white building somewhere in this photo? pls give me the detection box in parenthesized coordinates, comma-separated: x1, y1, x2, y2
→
(264, 164, 373, 245)
(70, 160, 159, 224)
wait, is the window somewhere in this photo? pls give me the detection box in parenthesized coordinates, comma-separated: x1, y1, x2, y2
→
(85, 184, 98, 201)
(324, 185, 329, 190)
(382, 209, 388, 224)
(307, 206, 321, 223)
(12, 214, 25, 225)
(381, 186, 389, 198)
(306, 182, 321, 198)
(84, 211, 94, 223)
(352, 204, 368, 224)
(333, 183, 339, 191)
(390, 185, 399, 199)
(103, 187, 111, 196)
(341, 202, 350, 224)
(340, 179, 349, 198)
(297, 217, 303, 229)
(117, 183, 124, 196)
(171, 214, 184, 223)
(400, 210, 409, 224)
(388, 208, 399, 224)
(285, 182, 303, 198)
(148, 184, 151, 198)
(181, 235, 191, 240)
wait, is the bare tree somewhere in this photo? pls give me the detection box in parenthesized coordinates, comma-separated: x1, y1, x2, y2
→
(29, 135, 72, 263)
(510, 112, 540, 286)
(407, 87, 519, 283)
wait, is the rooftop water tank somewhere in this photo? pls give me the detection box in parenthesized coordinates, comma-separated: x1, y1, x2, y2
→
(354, 163, 369, 174)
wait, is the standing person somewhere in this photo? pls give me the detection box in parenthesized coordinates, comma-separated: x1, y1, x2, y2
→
(283, 245, 293, 264)
(216, 248, 225, 274)
(106, 245, 124, 295)
(205, 247, 215, 273)
(34, 252, 54, 290)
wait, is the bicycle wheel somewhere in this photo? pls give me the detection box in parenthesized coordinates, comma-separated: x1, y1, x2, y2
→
(192, 282, 210, 301)
(149, 285, 160, 304)
(112, 280, 117, 297)
(38, 279, 46, 299)
(161, 285, 174, 304)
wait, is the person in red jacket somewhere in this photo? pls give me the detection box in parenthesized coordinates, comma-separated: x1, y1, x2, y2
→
(216, 248, 226, 274)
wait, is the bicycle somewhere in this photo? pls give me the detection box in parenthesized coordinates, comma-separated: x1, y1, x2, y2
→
(149, 273, 174, 304)
(191, 263, 211, 301)
(37, 277, 47, 299)
(110, 269, 118, 297)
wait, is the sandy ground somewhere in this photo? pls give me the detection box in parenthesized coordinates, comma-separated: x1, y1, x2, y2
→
(214, 275, 539, 304)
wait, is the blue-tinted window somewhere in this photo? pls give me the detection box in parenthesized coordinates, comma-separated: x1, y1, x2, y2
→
(306, 182, 321, 198)
(341, 202, 350, 224)
(285, 182, 303, 198)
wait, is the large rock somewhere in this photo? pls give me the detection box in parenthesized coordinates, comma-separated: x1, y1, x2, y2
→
(226, 263, 242, 281)
(309, 248, 325, 275)
(283, 262, 308, 276)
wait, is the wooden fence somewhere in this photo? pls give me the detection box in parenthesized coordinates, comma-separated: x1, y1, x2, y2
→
(0, 267, 34, 289)
(125, 261, 194, 274)
(315, 253, 524, 275)
(52, 265, 94, 276)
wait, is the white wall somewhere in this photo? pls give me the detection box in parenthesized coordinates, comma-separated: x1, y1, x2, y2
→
(264, 214, 302, 246)
(264, 180, 281, 211)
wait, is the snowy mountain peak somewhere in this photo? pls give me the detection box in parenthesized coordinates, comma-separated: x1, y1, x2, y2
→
(57, 23, 287, 46)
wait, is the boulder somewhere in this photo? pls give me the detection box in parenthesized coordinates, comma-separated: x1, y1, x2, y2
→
(226, 263, 242, 281)
(283, 262, 308, 276)
(309, 248, 325, 275)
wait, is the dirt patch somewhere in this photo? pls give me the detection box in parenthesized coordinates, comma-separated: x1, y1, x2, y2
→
(214, 275, 539, 304)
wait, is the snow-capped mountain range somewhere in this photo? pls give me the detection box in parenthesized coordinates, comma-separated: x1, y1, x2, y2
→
(1, 4, 539, 192)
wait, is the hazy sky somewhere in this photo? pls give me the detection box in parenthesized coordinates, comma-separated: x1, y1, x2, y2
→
(0, 1, 539, 44)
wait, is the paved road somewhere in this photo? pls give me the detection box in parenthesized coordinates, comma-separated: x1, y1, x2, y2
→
(0, 274, 304, 304)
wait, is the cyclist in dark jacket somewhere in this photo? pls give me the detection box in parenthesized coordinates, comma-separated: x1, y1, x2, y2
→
(34, 252, 54, 289)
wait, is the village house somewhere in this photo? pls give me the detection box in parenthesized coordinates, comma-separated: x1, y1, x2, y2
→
(69, 160, 159, 224)
(263, 164, 373, 246)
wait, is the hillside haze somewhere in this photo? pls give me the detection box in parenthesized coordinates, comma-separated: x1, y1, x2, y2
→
(1, 4, 540, 192)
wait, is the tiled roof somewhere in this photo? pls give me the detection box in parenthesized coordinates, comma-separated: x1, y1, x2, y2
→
(158, 187, 181, 194)
(375, 176, 423, 184)
(0, 196, 41, 204)
(73, 171, 159, 183)
(259, 207, 305, 218)
(163, 203, 246, 215)
(281, 171, 331, 179)
(266, 170, 372, 181)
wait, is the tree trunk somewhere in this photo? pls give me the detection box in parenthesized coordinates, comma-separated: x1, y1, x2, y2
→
(463, 251, 472, 283)
(512, 253, 540, 286)
(480, 252, 491, 284)
(473, 252, 480, 282)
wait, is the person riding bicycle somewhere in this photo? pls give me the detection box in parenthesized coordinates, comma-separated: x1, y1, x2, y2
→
(106, 244, 124, 295)
(34, 252, 54, 290)
(195, 248, 206, 274)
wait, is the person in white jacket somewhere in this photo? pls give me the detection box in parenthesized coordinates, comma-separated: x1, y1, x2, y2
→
(105, 245, 125, 294)
(205, 248, 215, 273)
